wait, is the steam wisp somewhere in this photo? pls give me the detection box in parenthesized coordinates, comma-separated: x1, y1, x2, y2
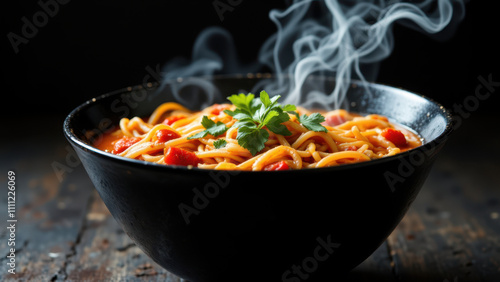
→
(156, 0, 465, 110)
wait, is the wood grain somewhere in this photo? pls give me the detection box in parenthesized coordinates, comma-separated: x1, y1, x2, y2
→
(1, 114, 499, 281)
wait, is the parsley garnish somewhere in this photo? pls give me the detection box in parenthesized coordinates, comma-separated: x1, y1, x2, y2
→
(187, 116, 228, 139)
(213, 139, 227, 149)
(294, 112, 328, 132)
(223, 91, 298, 156)
(188, 91, 328, 156)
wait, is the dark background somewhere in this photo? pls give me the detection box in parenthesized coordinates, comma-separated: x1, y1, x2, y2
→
(1, 2, 499, 280)
(2, 0, 498, 119)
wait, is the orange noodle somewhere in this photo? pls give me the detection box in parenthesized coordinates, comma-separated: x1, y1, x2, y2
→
(95, 102, 422, 171)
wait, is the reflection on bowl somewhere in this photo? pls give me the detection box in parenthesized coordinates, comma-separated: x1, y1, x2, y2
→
(64, 76, 452, 282)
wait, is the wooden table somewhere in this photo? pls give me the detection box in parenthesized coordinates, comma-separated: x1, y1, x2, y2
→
(1, 112, 499, 281)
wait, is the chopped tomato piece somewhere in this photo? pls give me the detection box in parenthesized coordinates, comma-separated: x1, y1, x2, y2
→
(112, 136, 142, 154)
(155, 129, 181, 143)
(162, 115, 186, 125)
(381, 128, 407, 147)
(210, 104, 231, 115)
(263, 161, 290, 171)
(322, 114, 346, 126)
(164, 147, 201, 167)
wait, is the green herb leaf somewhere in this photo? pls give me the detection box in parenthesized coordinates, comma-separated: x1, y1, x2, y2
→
(236, 127, 269, 156)
(224, 109, 252, 121)
(227, 93, 254, 115)
(222, 91, 327, 155)
(265, 111, 293, 136)
(187, 116, 228, 139)
(260, 110, 279, 127)
(296, 113, 328, 132)
(260, 90, 272, 108)
(282, 104, 296, 112)
(213, 139, 227, 149)
(200, 115, 215, 129)
(233, 119, 257, 129)
(225, 91, 296, 155)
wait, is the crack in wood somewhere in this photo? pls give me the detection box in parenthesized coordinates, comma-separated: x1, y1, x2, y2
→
(17, 240, 29, 255)
(385, 240, 399, 282)
(116, 243, 136, 252)
(0, 240, 29, 262)
(50, 194, 94, 281)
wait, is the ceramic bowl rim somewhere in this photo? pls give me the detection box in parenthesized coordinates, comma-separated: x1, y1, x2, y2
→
(63, 74, 454, 174)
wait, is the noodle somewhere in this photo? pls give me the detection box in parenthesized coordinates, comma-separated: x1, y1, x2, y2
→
(95, 102, 422, 171)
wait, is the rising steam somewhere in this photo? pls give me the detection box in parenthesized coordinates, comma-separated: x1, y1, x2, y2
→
(156, 0, 465, 109)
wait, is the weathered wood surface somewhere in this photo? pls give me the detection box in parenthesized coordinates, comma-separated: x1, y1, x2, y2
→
(1, 114, 499, 281)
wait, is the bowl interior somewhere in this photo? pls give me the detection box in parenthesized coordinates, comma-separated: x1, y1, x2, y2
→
(65, 75, 451, 153)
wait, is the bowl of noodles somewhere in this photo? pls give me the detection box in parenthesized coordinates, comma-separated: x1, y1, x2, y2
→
(64, 75, 453, 281)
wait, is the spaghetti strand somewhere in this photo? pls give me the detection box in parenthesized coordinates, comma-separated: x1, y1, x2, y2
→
(96, 102, 422, 171)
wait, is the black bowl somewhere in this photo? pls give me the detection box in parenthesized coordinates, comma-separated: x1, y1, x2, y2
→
(64, 75, 452, 282)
